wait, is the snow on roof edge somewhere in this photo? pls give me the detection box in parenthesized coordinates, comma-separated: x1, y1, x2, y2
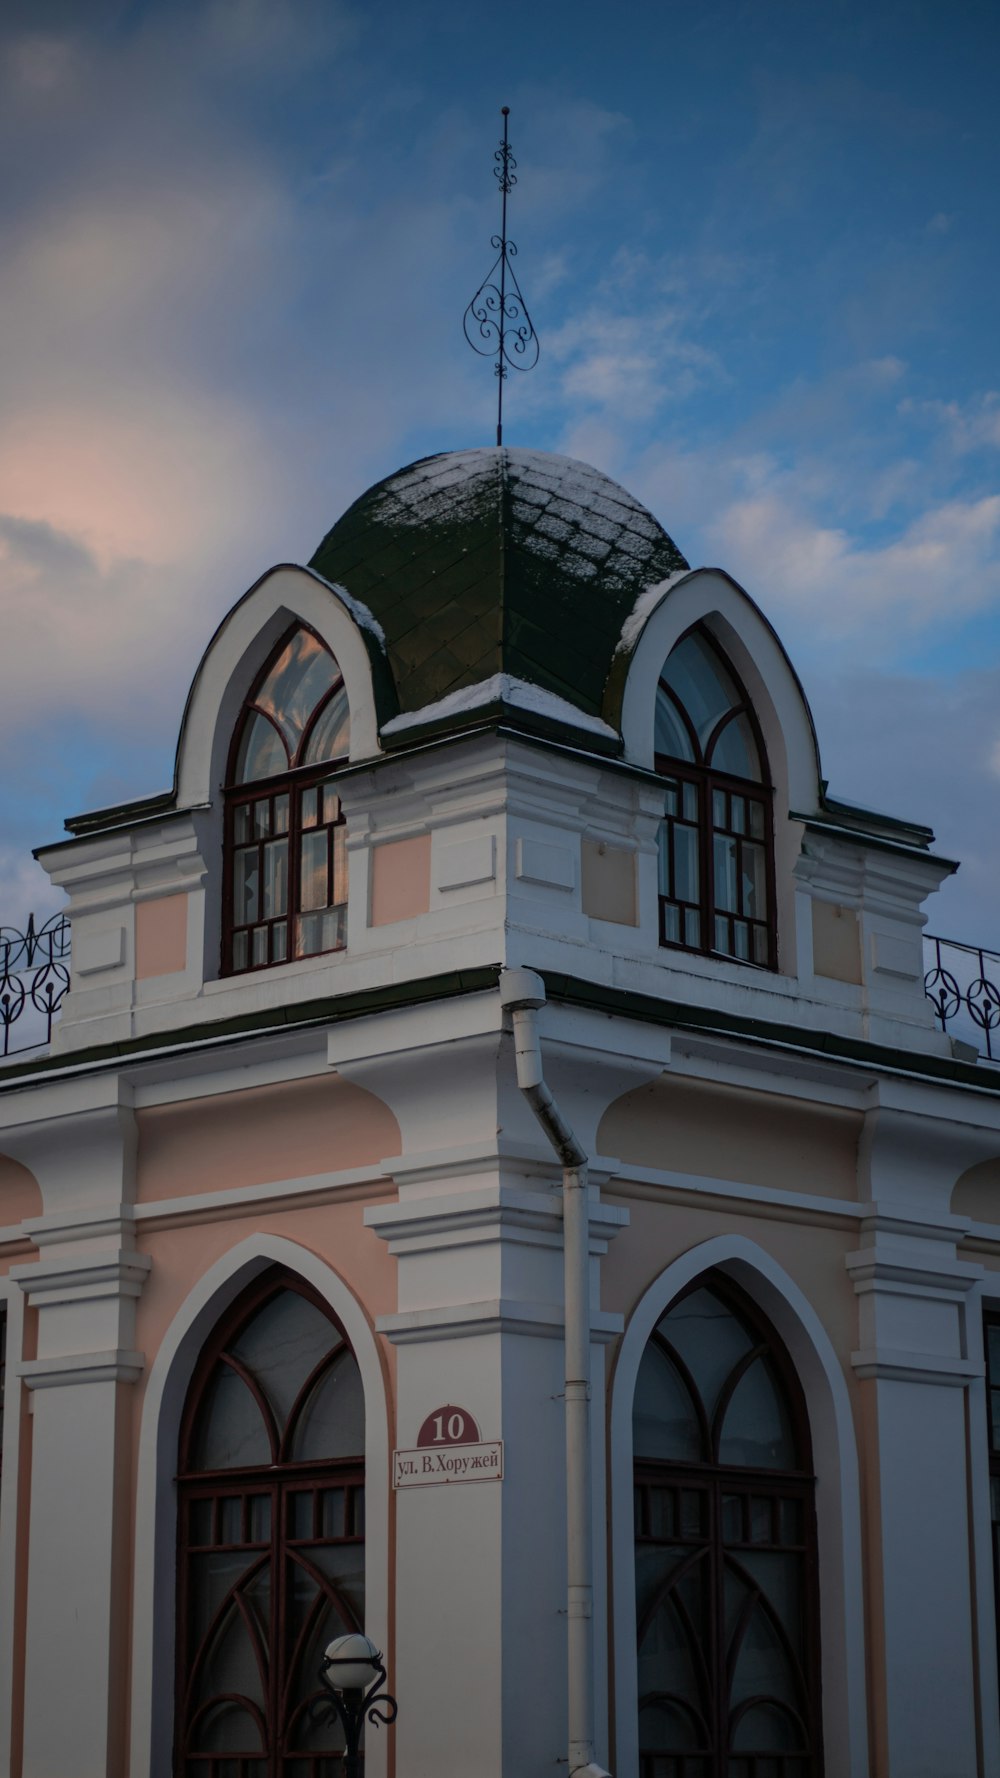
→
(614, 570, 694, 657)
(381, 673, 618, 740)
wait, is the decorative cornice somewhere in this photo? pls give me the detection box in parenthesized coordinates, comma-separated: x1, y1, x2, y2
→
(377, 1299, 624, 1345)
(851, 1348, 982, 1386)
(18, 1347, 145, 1388)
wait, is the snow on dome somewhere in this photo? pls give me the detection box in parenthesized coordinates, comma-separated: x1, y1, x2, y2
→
(308, 446, 688, 742)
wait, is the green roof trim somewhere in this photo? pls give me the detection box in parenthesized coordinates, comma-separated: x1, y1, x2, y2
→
(308, 449, 688, 727)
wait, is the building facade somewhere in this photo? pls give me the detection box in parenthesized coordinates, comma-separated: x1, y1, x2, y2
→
(1, 447, 999, 1778)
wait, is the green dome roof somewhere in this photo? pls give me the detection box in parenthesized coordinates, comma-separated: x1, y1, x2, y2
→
(308, 448, 688, 737)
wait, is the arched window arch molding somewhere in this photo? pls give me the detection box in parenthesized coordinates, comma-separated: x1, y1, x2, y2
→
(175, 565, 386, 811)
(608, 1235, 868, 1778)
(129, 1233, 391, 1778)
(617, 569, 822, 816)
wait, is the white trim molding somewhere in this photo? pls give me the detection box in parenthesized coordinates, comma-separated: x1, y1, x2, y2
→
(608, 1233, 868, 1778)
(129, 1232, 391, 1778)
(0, 1278, 24, 1778)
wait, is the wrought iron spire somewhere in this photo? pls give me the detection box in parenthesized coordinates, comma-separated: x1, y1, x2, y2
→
(463, 106, 539, 446)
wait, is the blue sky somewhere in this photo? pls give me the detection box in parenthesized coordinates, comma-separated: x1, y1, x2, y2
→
(2, 0, 999, 945)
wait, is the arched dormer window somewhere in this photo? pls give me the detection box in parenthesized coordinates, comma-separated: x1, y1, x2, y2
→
(655, 627, 776, 969)
(224, 624, 350, 975)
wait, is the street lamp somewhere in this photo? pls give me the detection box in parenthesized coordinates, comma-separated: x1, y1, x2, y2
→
(317, 1632, 398, 1778)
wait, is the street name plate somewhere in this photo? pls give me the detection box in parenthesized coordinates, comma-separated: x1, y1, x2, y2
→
(393, 1440, 503, 1488)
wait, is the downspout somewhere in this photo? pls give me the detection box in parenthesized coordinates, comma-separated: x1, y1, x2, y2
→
(499, 967, 612, 1778)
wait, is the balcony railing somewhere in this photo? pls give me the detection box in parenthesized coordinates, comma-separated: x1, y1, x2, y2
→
(923, 934, 1000, 1063)
(0, 914, 71, 1059)
(0, 911, 998, 1068)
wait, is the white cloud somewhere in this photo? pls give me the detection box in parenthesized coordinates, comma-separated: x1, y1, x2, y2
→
(900, 391, 1000, 455)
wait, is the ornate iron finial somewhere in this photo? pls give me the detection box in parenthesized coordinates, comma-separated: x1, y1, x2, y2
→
(463, 106, 540, 446)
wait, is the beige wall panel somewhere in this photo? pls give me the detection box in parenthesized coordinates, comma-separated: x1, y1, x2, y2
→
(0, 1152, 42, 1226)
(136, 1074, 401, 1200)
(581, 839, 638, 926)
(599, 1075, 861, 1198)
(369, 833, 431, 926)
(953, 1155, 1000, 1221)
(602, 1195, 857, 1383)
(135, 893, 189, 979)
(811, 900, 863, 985)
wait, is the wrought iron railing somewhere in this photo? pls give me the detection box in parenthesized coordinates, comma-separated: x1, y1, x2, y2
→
(924, 934, 1000, 1062)
(0, 913, 70, 1058)
(0, 911, 997, 1067)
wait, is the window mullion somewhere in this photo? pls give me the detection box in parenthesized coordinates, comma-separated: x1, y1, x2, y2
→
(702, 775, 715, 958)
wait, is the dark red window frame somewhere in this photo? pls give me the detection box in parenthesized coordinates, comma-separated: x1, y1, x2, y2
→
(222, 626, 349, 978)
(634, 1274, 823, 1777)
(174, 1271, 365, 1778)
(656, 629, 777, 972)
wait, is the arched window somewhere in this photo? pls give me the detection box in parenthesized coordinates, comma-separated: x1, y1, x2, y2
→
(655, 627, 776, 969)
(633, 1275, 822, 1775)
(224, 624, 351, 975)
(175, 1271, 365, 1774)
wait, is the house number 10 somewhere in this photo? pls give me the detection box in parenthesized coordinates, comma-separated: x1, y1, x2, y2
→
(416, 1404, 481, 1447)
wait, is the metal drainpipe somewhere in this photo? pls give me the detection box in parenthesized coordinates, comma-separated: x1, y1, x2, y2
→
(499, 968, 612, 1778)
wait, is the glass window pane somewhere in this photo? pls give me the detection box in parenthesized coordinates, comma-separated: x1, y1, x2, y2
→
(719, 1356, 797, 1469)
(234, 849, 259, 925)
(714, 913, 729, 953)
(710, 711, 761, 781)
(682, 781, 698, 822)
(253, 801, 271, 838)
(654, 688, 695, 762)
(713, 788, 726, 827)
(233, 804, 251, 844)
(683, 907, 700, 947)
(332, 825, 348, 907)
(734, 920, 750, 960)
(304, 689, 351, 767)
(301, 786, 319, 830)
(274, 792, 290, 834)
(235, 712, 287, 784)
(633, 1344, 703, 1462)
(742, 842, 767, 918)
(291, 1349, 365, 1462)
(731, 795, 745, 835)
(748, 798, 766, 840)
(295, 906, 346, 957)
(300, 829, 329, 912)
(255, 630, 341, 761)
(322, 784, 341, 826)
(714, 834, 738, 913)
(987, 1320, 1000, 1382)
(191, 1364, 272, 1471)
(662, 901, 680, 943)
(660, 631, 744, 752)
(663, 780, 679, 818)
(753, 923, 770, 965)
(657, 826, 672, 898)
(232, 931, 248, 972)
(230, 1290, 343, 1439)
(659, 1288, 753, 1428)
(262, 840, 288, 919)
(272, 921, 287, 963)
(674, 826, 699, 903)
(251, 927, 268, 967)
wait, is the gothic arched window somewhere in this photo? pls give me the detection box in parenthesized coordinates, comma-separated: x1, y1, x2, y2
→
(224, 624, 350, 975)
(655, 628, 776, 969)
(175, 1272, 365, 1775)
(633, 1275, 822, 1776)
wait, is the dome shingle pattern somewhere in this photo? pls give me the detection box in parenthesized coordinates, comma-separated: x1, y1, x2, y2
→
(308, 448, 688, 733)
